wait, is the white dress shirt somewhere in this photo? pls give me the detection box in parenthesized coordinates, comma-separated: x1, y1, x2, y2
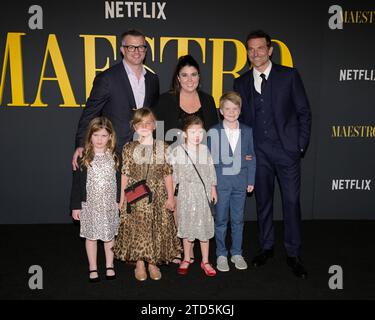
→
(223, 120, 240, 152)
(123, 61, 146, 109)
(253, 61, 272, 94)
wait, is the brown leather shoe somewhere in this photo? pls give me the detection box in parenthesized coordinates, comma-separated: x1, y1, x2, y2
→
(134, 267, 147, 281)
(148, 266, 162, 280)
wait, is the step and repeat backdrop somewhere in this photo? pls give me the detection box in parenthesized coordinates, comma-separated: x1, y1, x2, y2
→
(0, 0, 373, 223)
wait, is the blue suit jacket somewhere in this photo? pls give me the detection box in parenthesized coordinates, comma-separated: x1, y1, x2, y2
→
(233, 63, 311, 154)
(208, 122, 256, 191)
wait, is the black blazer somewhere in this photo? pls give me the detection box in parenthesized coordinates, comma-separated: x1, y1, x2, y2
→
(70, 160, 121, 211)
(234, 63, 311, 153)
(75, 62, 159, 151)
(153, 90, 219, 135)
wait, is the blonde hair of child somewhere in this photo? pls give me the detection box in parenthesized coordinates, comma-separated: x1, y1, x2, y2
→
(131, 107, 157, 128)
(219, 91, 242, 110)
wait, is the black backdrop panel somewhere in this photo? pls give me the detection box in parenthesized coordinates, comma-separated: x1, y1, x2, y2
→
(0, 0, 373, 223)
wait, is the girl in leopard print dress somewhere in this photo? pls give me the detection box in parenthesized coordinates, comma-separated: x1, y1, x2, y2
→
(113, 108, 182, 281)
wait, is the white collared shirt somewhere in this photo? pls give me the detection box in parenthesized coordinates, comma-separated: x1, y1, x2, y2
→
(253, 61, 272, 94)
(223, 121, 240, 152)
(123, 60, 146, 109)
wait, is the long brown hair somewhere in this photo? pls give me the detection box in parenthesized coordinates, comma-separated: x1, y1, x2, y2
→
(81, 117, 119, 169)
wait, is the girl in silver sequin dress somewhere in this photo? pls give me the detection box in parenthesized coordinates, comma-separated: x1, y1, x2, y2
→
(170, 115, 218, 277)
(70, 117, 120, 282)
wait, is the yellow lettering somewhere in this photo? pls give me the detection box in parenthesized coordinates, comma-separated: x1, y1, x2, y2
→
(144, 37, 157, 75)
(80, 35, 116, 102)
(332, 126, 339, 137)
(1, 33, 298, 108)
(353, 126, 359, 137)
(145, 37, 155, 62)
(31, 34, 78, 107)
(0, 32, 28, 106)
(362, 11, 368, 23)
(349, 11, 355, 23)
(210, 38, 247, 106)
(272, 39, 293, 67)
(342, 126, 348, 138)
(360, 126, 365, 137)
(347, 126, 354, 137)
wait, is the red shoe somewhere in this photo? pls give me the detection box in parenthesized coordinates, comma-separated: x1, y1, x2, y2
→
(200, 262, 217, 277)
(177, 260, 191, 275)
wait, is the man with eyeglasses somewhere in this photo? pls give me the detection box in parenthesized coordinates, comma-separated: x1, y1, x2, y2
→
(234, 30, 311, 279)
(72, 29, 159, 169)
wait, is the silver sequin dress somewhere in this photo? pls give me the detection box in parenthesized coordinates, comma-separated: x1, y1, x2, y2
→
(80, 152, 119, 241)
(170, 144, 217, 241)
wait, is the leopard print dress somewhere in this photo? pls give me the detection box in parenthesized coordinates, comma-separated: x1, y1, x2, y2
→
(114, 140, 182, 265)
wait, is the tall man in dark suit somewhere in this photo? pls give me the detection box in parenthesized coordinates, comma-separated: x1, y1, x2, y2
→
(234, 30, 311, 279)
(72, 29, 159, 169)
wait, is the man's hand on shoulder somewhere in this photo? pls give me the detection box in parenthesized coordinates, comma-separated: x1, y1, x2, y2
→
(72, 147, 84, 170)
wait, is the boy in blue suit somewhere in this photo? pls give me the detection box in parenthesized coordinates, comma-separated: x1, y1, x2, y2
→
(208, 91, 256, 272)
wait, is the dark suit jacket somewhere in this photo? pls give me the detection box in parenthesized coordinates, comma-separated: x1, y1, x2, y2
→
(75, 62, 159, 151)
(208, 122, 256, 190)
(234, 63, 311, 154)
(153, 90, 219, 135)
(70, 160, 121, 211)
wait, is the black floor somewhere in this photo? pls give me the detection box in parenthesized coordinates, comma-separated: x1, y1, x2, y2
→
(1, 221, 374, 300)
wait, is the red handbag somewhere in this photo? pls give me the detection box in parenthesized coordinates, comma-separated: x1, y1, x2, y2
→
(124, 179, 152, 213)
(124, 160, 153, 213)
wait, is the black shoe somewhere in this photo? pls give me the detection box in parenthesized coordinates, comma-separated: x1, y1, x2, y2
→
(286, 257, 308, 279)
(105, 267, 116, 280)
(251, 248, 274, 267)
(89, 270, 100, 283)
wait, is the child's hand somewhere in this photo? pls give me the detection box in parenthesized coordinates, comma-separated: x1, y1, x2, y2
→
(164, 197, 176, 212)
(211, 186, 218, 204)
(72, 209, 81, 220)
(245, 154, 253, 161)
(119, 194, 126, 211)
(247, 185, 254, 193)
(119, 200, 124, 211)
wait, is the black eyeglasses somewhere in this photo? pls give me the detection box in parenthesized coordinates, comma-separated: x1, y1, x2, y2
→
(122, 45, 147, 52)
